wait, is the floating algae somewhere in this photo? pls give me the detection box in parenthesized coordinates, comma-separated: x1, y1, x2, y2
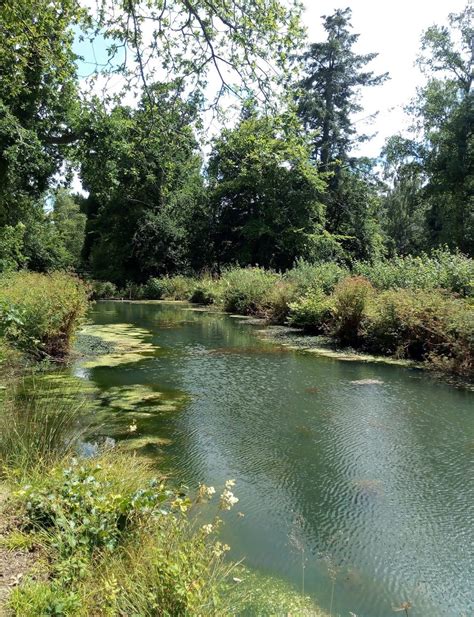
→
(78, 323, 159, 368)
(98, 384, 186, 414)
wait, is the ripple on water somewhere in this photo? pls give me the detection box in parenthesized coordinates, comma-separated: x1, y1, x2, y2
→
(81, 302, 474, 617)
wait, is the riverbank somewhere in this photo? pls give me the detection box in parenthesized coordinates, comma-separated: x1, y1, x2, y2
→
(0, 274, 327, 615)
(91, 257, 474, 380)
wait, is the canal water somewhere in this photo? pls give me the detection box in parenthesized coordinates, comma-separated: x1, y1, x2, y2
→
(75, 301, 474, 617)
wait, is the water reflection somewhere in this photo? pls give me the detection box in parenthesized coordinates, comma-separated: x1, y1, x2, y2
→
(76, 301, 474, 617)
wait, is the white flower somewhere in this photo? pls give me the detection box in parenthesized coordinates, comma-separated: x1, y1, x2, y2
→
(198, 484, 216, 501)
(202, 523, 214, 535)
(219, 488, 239, 510)
(128, 422, 137, 433)
(225, 479, 236, 489)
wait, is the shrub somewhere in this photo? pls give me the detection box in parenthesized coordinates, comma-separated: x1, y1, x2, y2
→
(20, 458, 169, 565)
(265, 281, 298, 324)
(189, 278, 223, 305)
(90, 280, 117, 300)
(366, 288, 473, 375)
(331, 276, 374, 344)
(286, 259, 349, 295)
(221, 267, 280, 315)
(354, 249, 474, 297)
(144, 277, 165, 299)
(288, 288, 332, 332)
(159, 275, 196, 300)
(121, 281, 146, 300)
(0, 271, 89, 359)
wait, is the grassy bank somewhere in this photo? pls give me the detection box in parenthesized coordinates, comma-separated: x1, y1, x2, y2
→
(93, 251, 474, 378)
(0, 385, 321, 616)
(0, 272, 89, 364)
(0, 271, 324, 615)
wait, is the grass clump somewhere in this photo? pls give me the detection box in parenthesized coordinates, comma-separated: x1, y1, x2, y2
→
(6, 453, 242, 616)
(330, 276, 375, 345)
(0, 271, 89, 359)
(221, 267, 280, 315)
(0, 380, 87, 477)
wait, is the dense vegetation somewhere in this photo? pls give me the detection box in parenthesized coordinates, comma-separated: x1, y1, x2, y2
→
(0, 0, 472, 613)
(0, 2, 472, 282)
(93, 250, 473, 377)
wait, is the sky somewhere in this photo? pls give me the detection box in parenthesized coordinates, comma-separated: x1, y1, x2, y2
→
(73, 0, 466, 165)
(301, 0, 466, 156)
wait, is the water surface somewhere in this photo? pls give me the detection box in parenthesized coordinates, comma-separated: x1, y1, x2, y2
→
(76, 301, 474, 617)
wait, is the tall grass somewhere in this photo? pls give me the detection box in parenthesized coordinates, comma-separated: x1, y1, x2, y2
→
(0, 271, 89, 359)
(0, 379, 86, 476)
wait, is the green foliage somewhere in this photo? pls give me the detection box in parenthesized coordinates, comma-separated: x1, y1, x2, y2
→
(288, 289, 332, 332)
(79, 87, 204, 284)
(0, 381, 86, 476)
(286, 259, 349, 295)
(189, 279, 224, 306)
(0, 223, 26, 273)
(51, 190, 86, 269)
(221, 267, 280, 315)
(331, 277, 375, 344)
(157, 275, 196, 300)
(91, 280, 118, 300)
(298, 7, 388, 168)
(382, 4, 474, 255)
(0, 271, 88, 358)
(354, 249, 474, 296)
(366, 289, 473, 375)
(207, 111, 326, 270)
(0, 0, 83, 229)
(20, 461, 169, 561)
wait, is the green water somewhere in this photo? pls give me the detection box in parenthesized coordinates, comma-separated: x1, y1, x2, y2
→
(75, 301, 474, 617)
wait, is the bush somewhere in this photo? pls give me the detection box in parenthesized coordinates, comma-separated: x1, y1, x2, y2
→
(0, 271, 89, 359)
(331, 276, 374, 344)
(90, 280, 118, 300)
(144, 277, 165, 299)
(189, 278, 223, 305)
(354, 249, 474, 297)
(265, 281, 298, 324)
(288, 288, 332, 332)
(221, 267, 280, 315)
(158, 275, 196, 300)
(286, 259, 349, 295)
(121, 281, 146, 300)
(365, 288, 473, 375)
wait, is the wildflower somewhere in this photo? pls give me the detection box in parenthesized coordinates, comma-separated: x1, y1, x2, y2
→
(197, 483, 216, 502)
(202, 523, 214, 535)
(219, 488, 239, 510)
(225, 479, 236, 489)
(128, 421, 137, 433)
(213, 542, 231, 558)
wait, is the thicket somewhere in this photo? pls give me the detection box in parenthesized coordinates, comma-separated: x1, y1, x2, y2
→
(0, 272, 89, 360)
(111, 252, 473, 377)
